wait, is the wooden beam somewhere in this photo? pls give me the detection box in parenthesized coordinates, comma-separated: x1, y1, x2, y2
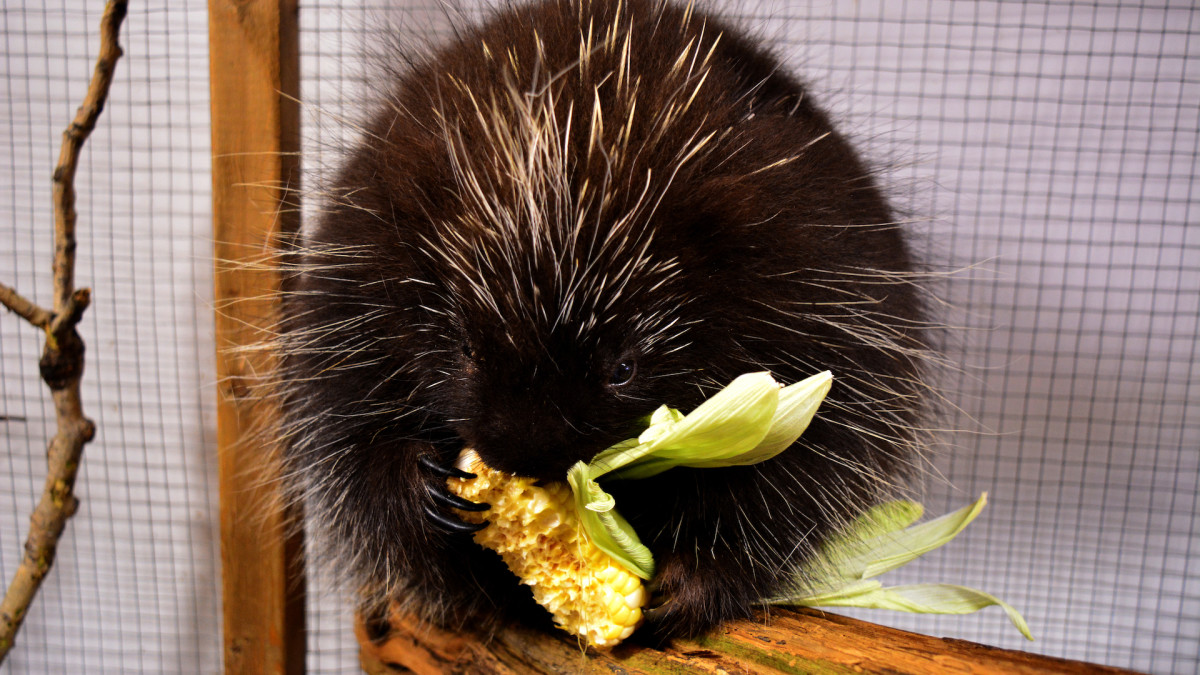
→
(209, 1, 304, 673)
(358, 607, 1139, 675)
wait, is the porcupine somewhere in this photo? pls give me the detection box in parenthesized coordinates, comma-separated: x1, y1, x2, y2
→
(276, 0, 935, 641)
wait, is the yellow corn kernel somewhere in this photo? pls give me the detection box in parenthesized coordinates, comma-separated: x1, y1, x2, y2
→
(447, 449, 646, 647)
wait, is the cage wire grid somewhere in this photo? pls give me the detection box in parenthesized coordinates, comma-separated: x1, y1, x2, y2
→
(0, 2, 220, 673)
(0, 0, 1196, 673)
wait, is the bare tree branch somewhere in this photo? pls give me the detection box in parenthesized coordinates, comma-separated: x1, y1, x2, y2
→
(0, 0, 127, 662)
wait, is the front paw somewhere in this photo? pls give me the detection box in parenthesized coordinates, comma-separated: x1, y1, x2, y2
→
(642, 554, 757, 641)
(417, 453, 489, 534)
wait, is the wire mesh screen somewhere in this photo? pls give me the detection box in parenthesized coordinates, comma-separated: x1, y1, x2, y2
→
(0, 0, 1196, 673)
(0, 3, 219, 673)
(297, 1, 1198, 673)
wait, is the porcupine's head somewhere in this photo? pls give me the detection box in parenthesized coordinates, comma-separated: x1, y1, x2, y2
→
(277, 0, 934, 630)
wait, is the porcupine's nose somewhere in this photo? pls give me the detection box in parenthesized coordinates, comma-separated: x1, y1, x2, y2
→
(468, 399, 592, 482)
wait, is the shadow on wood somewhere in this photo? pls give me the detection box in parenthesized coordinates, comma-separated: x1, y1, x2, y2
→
(356, 606, 1139, 675)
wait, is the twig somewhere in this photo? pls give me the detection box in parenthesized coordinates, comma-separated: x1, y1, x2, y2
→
(0, 282, 52, 330)
(0, 0, 127, 662)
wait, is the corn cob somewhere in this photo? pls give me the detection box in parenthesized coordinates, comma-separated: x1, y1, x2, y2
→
(446, 449, 646, 647)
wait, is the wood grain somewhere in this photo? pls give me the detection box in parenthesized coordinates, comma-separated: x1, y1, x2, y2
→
(209, 1, 303, 673)
(358, 606, 1141, 675)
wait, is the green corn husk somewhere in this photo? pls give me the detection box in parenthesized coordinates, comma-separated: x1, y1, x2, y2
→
(567, 371, 832, 579)
(565, 370, 1032, 640)
(769, 492, 1033, 641)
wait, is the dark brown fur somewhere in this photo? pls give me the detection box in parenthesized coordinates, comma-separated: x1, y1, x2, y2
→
(278, 0, 932, 640)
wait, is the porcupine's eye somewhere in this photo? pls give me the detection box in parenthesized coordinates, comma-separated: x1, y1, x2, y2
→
(608, 360, 637, 387)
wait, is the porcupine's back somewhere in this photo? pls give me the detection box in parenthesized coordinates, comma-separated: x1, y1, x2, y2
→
(276, 0, 934, 638)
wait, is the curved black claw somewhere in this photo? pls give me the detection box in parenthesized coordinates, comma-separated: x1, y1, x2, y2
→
(642, 600, 672, 624)
(423, 503, 489, 534)
(428, 486, 490, 512)
(643, 578, 671, 624)
(419, 452, 490, 535)
(418, 453, 474, 480)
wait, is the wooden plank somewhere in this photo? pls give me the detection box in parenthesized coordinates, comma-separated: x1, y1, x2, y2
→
(209, 1, 304, 673)
(358, 606, 1141, 675)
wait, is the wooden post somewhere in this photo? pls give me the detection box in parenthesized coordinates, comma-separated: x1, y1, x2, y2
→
(209, 1, 304, 673)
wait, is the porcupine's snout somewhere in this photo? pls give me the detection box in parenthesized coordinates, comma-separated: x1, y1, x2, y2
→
(462, 399, 598, 482)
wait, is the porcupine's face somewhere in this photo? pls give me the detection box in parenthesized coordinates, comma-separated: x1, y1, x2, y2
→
(402, 70, 737, 481)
